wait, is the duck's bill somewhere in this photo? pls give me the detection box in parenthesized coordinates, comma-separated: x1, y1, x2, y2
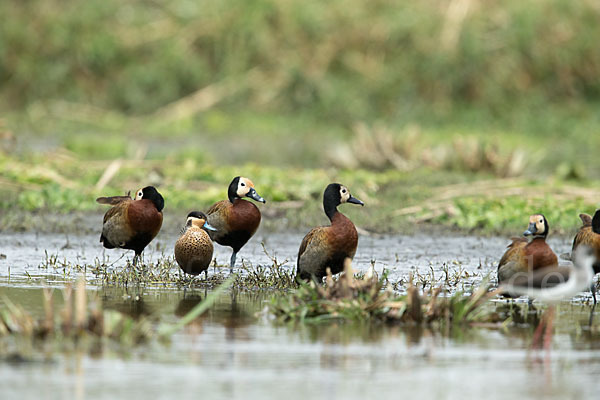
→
(203, 222, 218, 231)
(347, 195, 364, 206)
(523, 222, 537, 236)
(246, 188, 266, 203)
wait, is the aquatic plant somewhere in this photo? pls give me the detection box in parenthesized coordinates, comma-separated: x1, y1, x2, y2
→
(0, 277, 234, 347)
(269, 259, 495, 326)
(37, 246, 298, 291)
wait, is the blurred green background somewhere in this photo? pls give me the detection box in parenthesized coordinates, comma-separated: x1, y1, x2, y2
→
(1, 0, 600, 232)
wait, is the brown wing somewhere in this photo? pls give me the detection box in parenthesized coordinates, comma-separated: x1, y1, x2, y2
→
(297, 227, 331, 277)
(96, 195, 132, 205)
(298, 227, 323, 260)
(579, 213, 593, 226)
(102, 201, 129, 223)
(571, 226, 600, 267)
(498, 237, 527, 268)
(206, 200, 230, 216)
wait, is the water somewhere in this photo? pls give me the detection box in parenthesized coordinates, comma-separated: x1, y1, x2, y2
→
(1, 230, 599, 399)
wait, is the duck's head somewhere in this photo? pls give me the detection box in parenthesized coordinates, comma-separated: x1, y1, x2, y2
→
(524, 214, 549, 238)
(323, 183, 364, 219)
(228, 176, 266, 203)
(134, 186, 164, 212)
(185, 211, 217, 231)
(592, 210, 600, 234)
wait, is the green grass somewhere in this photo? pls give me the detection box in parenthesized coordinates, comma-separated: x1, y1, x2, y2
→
(268, 265, 496, 327)
(2, 0, 600, 174)
(2, 0, 599, 116)
(1, 149, 599, 234)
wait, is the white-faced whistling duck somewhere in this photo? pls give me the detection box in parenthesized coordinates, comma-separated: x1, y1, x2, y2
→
(296, 183, 364, 281)
(571, 210, 600, 303)
(205, 176, 266, 272)
(497, 214, 558, 295)
(97, 186, 164, 265)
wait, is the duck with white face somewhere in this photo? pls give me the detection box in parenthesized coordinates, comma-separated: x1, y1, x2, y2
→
(96, 186, 164, 265)
(175, 211, 217, 277)
(204, 176, 266, 272)
(296, 183, 364, 281)
(497, 213, 558, 289)
(524, 214, 549, 238)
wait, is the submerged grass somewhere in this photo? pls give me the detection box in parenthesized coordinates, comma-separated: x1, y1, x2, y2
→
(269, 260, 497, 328)
(37, 246, 298, 291)
(0, 276, 234, 353)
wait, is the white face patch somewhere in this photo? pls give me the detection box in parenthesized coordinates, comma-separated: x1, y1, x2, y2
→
(186, 216, 206, 229)
(236, 177, 254, 197)
(529, 215, 545, 233)
(339, 186, 350, 203)
(135, 188, 144, 200)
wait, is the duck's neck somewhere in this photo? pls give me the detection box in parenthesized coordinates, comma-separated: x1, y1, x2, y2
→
(324, 202, 338, 221)
(228, 193, 239, 204)
(529, 235, 547, 242)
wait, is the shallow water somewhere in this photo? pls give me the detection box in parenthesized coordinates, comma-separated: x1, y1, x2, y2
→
(1, 230, 599, 399)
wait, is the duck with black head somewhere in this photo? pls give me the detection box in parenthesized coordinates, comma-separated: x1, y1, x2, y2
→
(175, 211, 217, 277)
(96, 186, 164, 265)
(205, 176, 266, 272)
(570, 210, 600, 302)
(296, 183, 364, 282)
(497, 214, 558, 291)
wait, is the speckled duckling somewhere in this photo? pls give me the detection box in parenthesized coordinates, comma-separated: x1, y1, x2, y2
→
(175, 211, 217, 276)
(97, 186, 164, 265)
(497, 214, 558, 287)
(297, 183, 364, 281)
(205, 176, 266, 272)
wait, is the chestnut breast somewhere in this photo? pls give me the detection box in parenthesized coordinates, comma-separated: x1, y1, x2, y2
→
(524, 238, 557, 270)
(126, 199, 163, 236)
(327, 212, 358, 258)
(227, 199, 261, 235)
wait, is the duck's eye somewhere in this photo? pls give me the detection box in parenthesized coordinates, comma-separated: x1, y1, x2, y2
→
(539, 219, 543, 224)
(138, 191, 143, 197)
(241, 182, 246, 187)
(342, 189, 347, 194)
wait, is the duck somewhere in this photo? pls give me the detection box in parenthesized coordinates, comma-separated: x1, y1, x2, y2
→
(296, 183, 364, 281)
(175, 211, 217, 276)
(571, 211, 600, 272)
(205, 176, 266, 272)
(497, 214, 558, 290)
(497, 246, 595, 349)
(570, 210, 600, 302)
(96, 186, 164, 265)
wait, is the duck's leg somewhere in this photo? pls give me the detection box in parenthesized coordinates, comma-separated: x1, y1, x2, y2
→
(230, 251, 237, 273)
(543, 306, 555, 352)
(531, 309, 547, 348)
(133, 253, 140, 266)
(591, 282, 597, 305)
(204, 269, 208, 281)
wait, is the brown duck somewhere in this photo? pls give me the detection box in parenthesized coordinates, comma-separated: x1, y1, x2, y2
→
(205, 176, 266, 272)
(570, 210, 600, 302)
(175, 211, 217, 276)
(497, 214, 558, 289)
(97, 186, 164, 265)
(297, 183, 364, 281)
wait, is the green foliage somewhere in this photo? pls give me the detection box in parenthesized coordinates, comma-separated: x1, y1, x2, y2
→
(438, 196, 595, 233)
(269, 270, 496, 327)
(1, 150, 599, 234)
(1, 0, 600, 118)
